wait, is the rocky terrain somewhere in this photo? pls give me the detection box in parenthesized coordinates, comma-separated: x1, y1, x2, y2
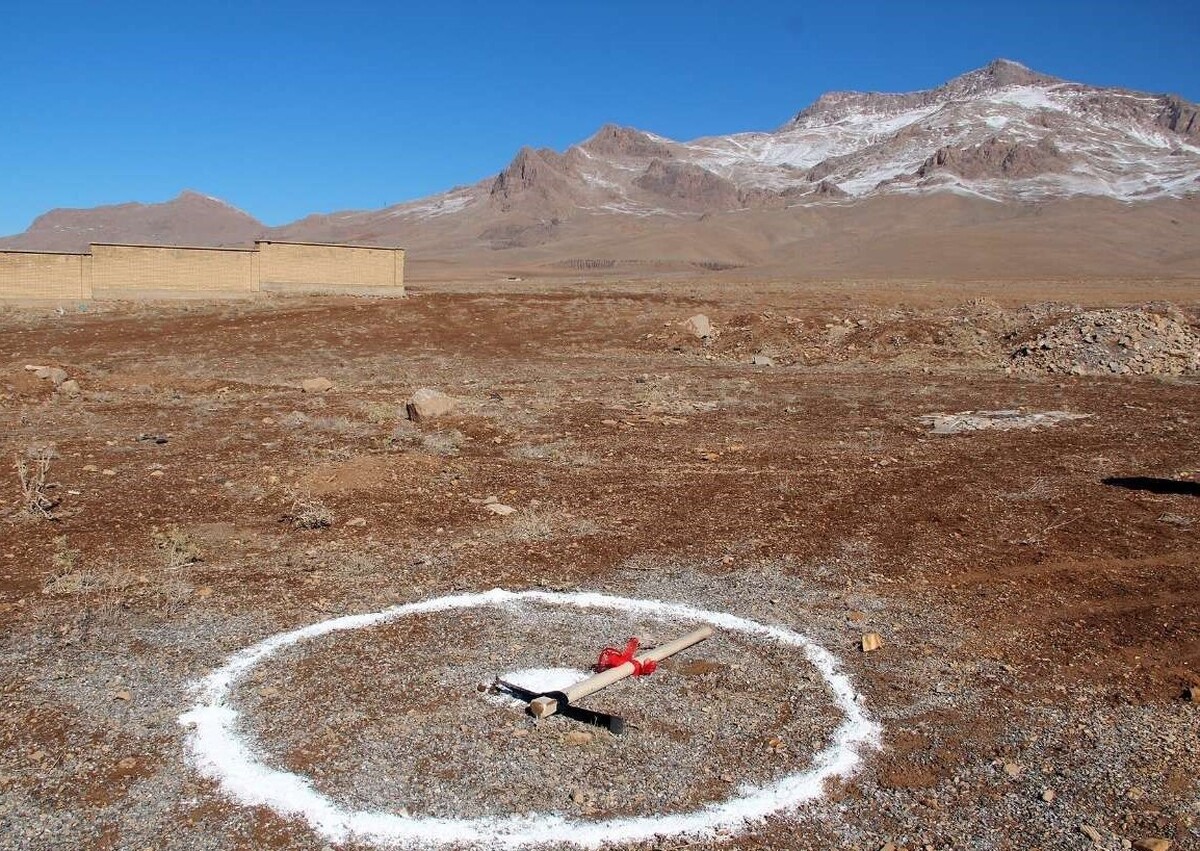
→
(0, 275, 1196, 851)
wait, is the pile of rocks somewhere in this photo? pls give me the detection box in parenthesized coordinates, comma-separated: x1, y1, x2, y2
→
(1009, 308, 1200, 376)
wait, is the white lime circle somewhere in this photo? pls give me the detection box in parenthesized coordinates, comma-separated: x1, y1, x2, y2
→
(179, 588, 881, 848)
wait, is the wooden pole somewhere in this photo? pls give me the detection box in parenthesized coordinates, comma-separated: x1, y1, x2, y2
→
(528, 625, 715, 718)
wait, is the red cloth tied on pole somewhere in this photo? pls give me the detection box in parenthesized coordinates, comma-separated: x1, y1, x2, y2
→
(595, 638, 658, 676)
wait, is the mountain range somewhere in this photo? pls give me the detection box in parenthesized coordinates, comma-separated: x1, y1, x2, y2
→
(4, 59, 1198, 279)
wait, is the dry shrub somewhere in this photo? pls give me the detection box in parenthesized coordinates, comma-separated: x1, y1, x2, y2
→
(15, 452, 59, 519)
(283, 490, 334, 529)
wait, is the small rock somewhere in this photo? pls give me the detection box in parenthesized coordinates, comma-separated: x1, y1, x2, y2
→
(345, 517, 367, 527)
(112, 689, 131, 701)
(58, 379, 81, 396)
(1186, 685, 1199, 703)
(301, 377, 334, 393)
(683, 314, 714, 339)
(1131, 840, 1173, 851)
(406, 388, 457, 421)
(1126, 786, 1145, 801)
(1042, 788, 1057, 802)
(571, 789, 587, 804)
(117, 757, 137, 770)
(101, 469, 116, 476)
(720, 773, 735, 783)
(1003, 761, 1021, 778)
(750, 354, 775, 366)
(1081, 824, 1103, 844)
(485, 503, 517, 516)
(35, 366, 69, 385)
(564, 731, 594, 746)
(861, 632, 884, 652)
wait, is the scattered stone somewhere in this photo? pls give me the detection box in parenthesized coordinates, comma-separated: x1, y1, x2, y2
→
(919, 409, 1089, 435)
(301, 377, 334, 393)
(406, 388, 458, 422)
(485, 503, 517, 517)
(35, 366, 69, 385)
(861, 632, 884, 652)
(683, 314, 715, 339)
(564, 731, 594, 745)
(1011, 307, 1200, 376)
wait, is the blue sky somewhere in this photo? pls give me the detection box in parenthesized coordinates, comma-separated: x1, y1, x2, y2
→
(2, 0, 1197, 234)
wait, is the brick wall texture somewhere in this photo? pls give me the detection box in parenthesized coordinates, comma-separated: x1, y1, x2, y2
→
(257, 241, 404, 293)
(0, 242, 404, 301)
(0, 251, 90, 300)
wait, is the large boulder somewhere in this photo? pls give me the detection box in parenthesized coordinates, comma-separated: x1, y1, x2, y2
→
(301, 377, 334, 393)
(406, 388, 458, 422)
(683, 314, 715, 339)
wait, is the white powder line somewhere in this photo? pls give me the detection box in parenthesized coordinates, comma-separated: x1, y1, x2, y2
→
(179, 588, 882, 848)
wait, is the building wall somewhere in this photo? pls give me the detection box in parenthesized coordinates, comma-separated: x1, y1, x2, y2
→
(0, 251, 90, 301)
(90, 243, 257, 299)
(257, 241, 404, 294)
(0, 241, 405, 301)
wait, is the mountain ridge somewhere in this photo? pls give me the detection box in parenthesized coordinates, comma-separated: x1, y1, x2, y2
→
(3, 59, 1199, 279)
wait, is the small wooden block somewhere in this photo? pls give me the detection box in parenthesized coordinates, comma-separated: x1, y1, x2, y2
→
(529, 696, 559, 718)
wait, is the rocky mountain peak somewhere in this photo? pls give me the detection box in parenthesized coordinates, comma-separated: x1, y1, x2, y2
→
(579, 125, 674, 159)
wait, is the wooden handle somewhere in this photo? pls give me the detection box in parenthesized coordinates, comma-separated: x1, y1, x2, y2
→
(529, 625, 714, 718)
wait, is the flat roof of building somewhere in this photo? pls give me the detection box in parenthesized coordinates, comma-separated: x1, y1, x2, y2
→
(90, 242, 256, 252)
(0, 248, 89, 256)
(255, 239, 405, 251)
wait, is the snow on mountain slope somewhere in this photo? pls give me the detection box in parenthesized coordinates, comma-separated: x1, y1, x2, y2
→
(362, 58, 1200, 235)
(5, 59, 1197, 256)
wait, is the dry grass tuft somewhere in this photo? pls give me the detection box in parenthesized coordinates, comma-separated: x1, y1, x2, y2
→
(151, 524, 202, 569)
(43, 536, 136, 601)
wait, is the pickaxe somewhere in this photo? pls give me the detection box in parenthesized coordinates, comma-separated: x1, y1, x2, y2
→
(495, 625, 714, 735)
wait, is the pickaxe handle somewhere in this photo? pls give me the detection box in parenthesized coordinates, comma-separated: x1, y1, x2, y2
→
(529, 625, 714, 718)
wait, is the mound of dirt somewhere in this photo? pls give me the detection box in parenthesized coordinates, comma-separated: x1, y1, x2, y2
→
(1009, 307, 1200, 376)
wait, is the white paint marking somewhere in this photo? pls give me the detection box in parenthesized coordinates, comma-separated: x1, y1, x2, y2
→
(180, 589, 882, 848)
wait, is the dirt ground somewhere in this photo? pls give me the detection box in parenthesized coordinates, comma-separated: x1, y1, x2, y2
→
(0, 274, 1197, 851)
